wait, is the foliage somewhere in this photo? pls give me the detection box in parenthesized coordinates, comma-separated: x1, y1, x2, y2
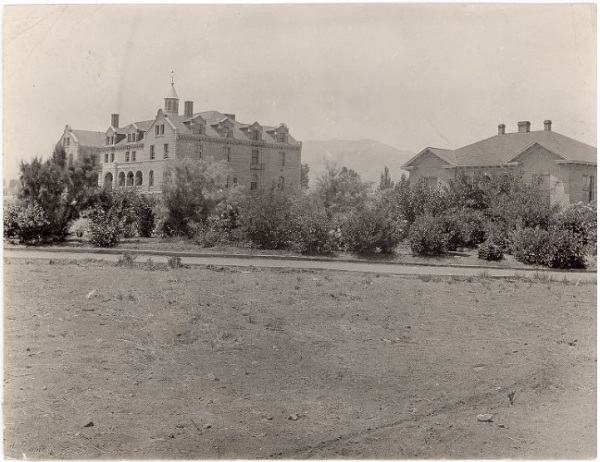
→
(409, 213, 449, 256)
(315, 164, 371, 217)
(238, 186, 297, 249)
(86, 189, 150, 247)
(478, 240, 504, 261)
(392, 176, 448, 224)
(510, 226, 587, 269)
(17, 145, 98, 241)
(437, 208, 487, 250)
(159, 157, 228, 237)
(551, 202, 597, 255)
(378, 166, 394, 190)
(341, 191, 407, 254)
(300, 163, 310, 190)
(167, 255, 183, 269)
(3, 203, 50, 245)
(291, 197, 343, 255)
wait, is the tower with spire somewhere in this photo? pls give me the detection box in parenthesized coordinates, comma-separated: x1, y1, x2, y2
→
(164, 71, 179, 115)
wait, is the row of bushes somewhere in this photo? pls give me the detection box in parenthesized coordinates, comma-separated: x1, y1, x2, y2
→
(4, 149, 596, 269)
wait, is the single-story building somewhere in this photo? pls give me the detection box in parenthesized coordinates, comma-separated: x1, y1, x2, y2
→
(402, 120, 596, 205)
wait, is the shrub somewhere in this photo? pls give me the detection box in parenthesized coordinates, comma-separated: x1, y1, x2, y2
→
(437, 208, 487, 251)
(315, 164, 371, 217)
(167, 255, 183, 269)
(342, 195, 407, 254)
(117, 252, 138, 267)
(87, 205, 123, 247)
(292, 202, 342, 255)
(478, 240, 504, 261)
(134, 194, 158, 238)
(3, 203, 50, 244)
(510, 227, 550, 266)
(409, 214, 448, 255)
(545, 227, 587, 269)
(393, 176, 448, 224)
(239, 187, 297, 249)
(18, 145, 98, 242)
(551, 202, 596, 255)
(159, 157, 228, 237)
(511, 226, 587, 269)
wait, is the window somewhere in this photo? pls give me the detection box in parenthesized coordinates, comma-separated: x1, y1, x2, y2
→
(252, 129, 260, 141)
(150, 145, 155, 160)
(118, 172, 125, 187)
(160, 124, 165, 135)
(164, 144, 169, 159)
(583, 175, 595, 203)
(279, 151, 285, 167)
(111, 136, 114, 145)
(106, 136, 110, 146)
(155, 125, 160, 135)
(149, 170, 154, 187)
(233, 177, 238, 186)
(250, 174, 259, 191)
(251, 149, 259, 165)
(132, 151, 136, 161)
(196, 145, 203, 159)
(126, 171, 134, 187)
(125, 151, 130, 162)
(135, 171, 143, 187)
(110, 152, 114, 163)
(64, 137, 70, 146)
(424, 176, 438, 189)
(226, 176, 230, 189)
(104, 153, 109, 163)
(223, 146, 231, 162)
(277, 176, 285, 191)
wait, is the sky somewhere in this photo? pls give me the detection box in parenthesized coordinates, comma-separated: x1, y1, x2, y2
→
(2, 3, 597, 180)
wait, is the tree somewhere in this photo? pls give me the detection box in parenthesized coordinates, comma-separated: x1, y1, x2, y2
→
(17, 144, 98, 241)
(157, 157, 228, 237)
(378, 166, 394, 190)
(316, 164, 371, 217)
(300, 163, 310, 190)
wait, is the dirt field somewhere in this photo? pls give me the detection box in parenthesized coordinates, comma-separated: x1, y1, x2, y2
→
(4, 258, 596, 459)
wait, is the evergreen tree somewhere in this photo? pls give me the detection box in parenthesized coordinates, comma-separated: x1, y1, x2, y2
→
(378, 166, 394, 190)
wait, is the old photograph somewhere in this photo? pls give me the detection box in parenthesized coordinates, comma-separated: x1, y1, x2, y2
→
(3, 3, 597, 459)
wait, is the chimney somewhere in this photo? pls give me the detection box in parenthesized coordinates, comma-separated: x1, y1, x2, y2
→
(184, 101, 194, 118)
(544, 120, 552, 132)
(224, 113, 236, 121)
(111, 114, 119, 128)
(498, 124, 505, 135)
(517, 121, 531, 133)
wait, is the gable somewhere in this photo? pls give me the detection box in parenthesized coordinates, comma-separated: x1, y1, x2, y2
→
(403, 148, 455, 169)
(509, 143, 565, 164)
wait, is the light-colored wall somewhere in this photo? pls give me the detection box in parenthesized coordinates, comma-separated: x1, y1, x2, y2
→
(566, 164, 597, 204)
(407, 151, 455, 187)
(98, 113, 301, 193)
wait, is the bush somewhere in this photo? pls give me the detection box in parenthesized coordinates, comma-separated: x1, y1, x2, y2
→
(409, 214, 448, 256)
(437, 208, 487, 251)
(292, 202, 342, 255)
(18, 145, 98, 242)
(510, 227, 550, 266)
(511, 226, 587, 269)
(342, 196, 407, 254)
(87, 205, 122, 247)
(3, 203, 50, 244)
(239, 187, 297, 249)
(478, 240, 504, 261)
(159, 157, 228, 237)
(134, 194, 158, 238)
(545, 227, 587, 269)
(551, 202, 596, 255)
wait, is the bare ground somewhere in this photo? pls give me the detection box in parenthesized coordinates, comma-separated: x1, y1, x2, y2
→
(3, 258, 596, 459)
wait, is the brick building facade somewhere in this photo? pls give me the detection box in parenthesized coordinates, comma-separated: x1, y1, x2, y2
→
(57, 125, 105, 168)
(97, 82, 302, 193)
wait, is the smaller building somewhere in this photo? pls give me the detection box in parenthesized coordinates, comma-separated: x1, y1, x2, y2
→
(402, 120, 597, 205)
(57, 125, 105, 167)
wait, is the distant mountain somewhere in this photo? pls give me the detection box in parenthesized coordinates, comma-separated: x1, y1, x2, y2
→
(301, 139, 415, 186)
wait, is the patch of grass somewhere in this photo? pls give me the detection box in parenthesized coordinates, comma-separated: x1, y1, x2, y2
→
(117, 252, 138, 267)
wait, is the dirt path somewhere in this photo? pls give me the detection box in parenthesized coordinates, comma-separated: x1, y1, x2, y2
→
(3, 259, 596, 459)
(3, 248, 596, 281)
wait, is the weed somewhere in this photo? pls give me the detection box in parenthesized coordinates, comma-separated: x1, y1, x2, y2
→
(117, 252, 137, 267)
(418, 274, 433, 282)
(48, 259, 55, 265)
(478, 269, 490, 279)
(507, 390, 516, 405)
(167, 255, 183, 269)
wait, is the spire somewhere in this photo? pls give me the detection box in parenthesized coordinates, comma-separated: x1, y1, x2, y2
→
(164, 71, 180, 115)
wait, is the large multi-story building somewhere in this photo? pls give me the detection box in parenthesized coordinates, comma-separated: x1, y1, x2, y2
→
(57, 125, 105, 168)
(93, 81, 302, 194)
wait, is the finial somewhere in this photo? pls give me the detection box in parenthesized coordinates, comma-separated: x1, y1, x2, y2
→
(171, 70, 174, 85)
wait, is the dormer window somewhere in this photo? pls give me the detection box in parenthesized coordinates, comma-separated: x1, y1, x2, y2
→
(160, 124, 165, 135)
(106, 136, 110, 146)
(252, 129, 261, 141)
(155, 125, 159, 135)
